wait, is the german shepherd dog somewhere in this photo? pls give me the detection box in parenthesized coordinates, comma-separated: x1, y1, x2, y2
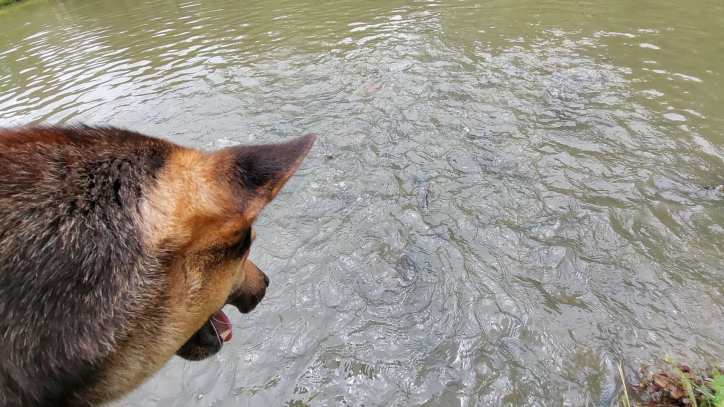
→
(0, 126, 315, 406)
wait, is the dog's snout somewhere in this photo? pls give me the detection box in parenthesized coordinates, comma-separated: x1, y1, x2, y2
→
(227, 260, 268, 313)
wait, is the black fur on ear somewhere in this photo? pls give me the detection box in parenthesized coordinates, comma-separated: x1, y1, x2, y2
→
(227, 133, 316, 202)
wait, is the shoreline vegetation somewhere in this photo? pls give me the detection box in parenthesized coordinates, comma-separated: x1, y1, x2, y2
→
(0, 0, 46, 16)
(621, 361, 724, 407)
(0, 0, 22, 6)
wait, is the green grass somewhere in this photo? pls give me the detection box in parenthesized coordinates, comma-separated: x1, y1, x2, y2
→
(689, 367, 724, 407)
(305, 392, 321, 403)
(675, 367, 698, 407)
(287, 390, 321, 407)
(666, 366, 724, 407)
(631, 360, 724, 407)
(0, 0, 45, 16)
(0, 0, 22, 7)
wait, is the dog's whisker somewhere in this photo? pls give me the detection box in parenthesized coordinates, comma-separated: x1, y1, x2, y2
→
(210, 316, 227, 324)
(207, 319, 223, 347)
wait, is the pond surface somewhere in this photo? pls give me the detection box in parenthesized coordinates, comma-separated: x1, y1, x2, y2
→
(1, 0, 724, 405)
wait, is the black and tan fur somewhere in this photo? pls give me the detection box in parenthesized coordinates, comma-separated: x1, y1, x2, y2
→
(0, 126, 315, 406)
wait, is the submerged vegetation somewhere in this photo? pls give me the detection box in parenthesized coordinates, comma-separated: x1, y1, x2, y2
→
(620, 361, 724, 407)
(0, 0, 22, 6)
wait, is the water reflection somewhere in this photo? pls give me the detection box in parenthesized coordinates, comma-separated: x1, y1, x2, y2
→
(1, 0, 723, 405)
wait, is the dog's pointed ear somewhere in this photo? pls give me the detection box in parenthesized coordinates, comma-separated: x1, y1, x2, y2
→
(224, 133, 316, 217)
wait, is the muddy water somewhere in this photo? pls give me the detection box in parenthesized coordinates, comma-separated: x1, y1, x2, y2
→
(2, 0, 724, 405)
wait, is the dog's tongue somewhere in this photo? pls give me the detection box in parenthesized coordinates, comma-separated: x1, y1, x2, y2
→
(210, 310, 233, 342)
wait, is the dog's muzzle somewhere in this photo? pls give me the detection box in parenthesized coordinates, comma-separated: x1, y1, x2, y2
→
(175, 261, 268, 361)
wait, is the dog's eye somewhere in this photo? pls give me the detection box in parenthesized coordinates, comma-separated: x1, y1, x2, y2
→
(235, 228, 253, 257)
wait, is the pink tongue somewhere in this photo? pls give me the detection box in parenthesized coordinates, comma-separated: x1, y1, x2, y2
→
(210, 310, 233, 342)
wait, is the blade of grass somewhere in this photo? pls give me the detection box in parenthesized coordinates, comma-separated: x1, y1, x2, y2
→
(675, 367, 698, 407)
(693, 382, 714, 400)
(305, 392, 321, 404)
(619, 362, 632, 407)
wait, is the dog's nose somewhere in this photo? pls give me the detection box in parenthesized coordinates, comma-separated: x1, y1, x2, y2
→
(263, 273, 269, 287)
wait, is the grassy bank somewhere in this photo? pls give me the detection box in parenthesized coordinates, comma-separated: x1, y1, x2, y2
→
(0, 0, 45, 15)
(0, 0, 23, 7)
(620, 361, 724, 407)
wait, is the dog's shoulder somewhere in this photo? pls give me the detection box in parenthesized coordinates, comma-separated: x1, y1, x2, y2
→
(0, 126, 178, 406)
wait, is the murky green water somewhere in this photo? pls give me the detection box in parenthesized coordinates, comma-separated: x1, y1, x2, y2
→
(2, 0, 724, 405)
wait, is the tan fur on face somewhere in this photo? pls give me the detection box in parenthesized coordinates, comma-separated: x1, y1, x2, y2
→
(136, 149, 248, 349)
(96, 149, 250, 400)
(100, 137, 313, 400)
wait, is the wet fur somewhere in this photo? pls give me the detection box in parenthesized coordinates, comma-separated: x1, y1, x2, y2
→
(0, 126, 315, 406)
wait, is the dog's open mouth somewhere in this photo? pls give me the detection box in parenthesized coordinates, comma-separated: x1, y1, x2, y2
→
(176, 264, 268, 361)
(210, 309, 233, 343)
(175, 308, 237, 361)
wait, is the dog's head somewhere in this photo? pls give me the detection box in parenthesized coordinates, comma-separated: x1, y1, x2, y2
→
(138, 133, 316, 363)
(0, 127, 316, 405)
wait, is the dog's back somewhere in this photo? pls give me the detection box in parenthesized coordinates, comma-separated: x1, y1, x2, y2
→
(0, 127, 176, 405)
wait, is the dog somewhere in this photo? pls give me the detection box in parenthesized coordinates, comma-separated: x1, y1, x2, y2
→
(0, 126, 315, 406)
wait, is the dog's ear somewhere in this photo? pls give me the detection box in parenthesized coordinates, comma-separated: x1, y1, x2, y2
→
(222, 133, 316, 218)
